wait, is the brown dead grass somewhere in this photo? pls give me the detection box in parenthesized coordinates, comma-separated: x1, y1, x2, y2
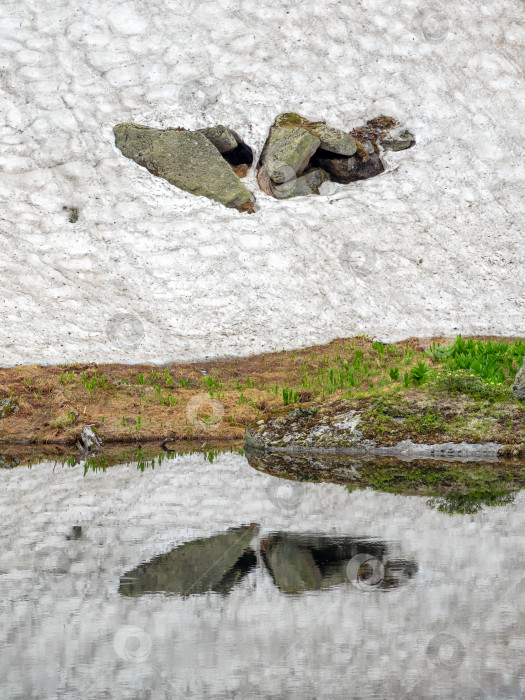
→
(0, 335, 522, 447)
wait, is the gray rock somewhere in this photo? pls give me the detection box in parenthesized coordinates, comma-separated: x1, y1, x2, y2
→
(198, 124, 239, 154)
(0, 398, 19, 419)
(258, 126, 320, 184)
(272, 113, 356, 155)
(382, 129, 416, 151)
(114, 123, 254, 212)
(0, 455, 20, 469)
(309, 124, 357, 156)
(272, 169, 331, 199)
(77, 425, 102, 455)
(513, 359, 525, 400)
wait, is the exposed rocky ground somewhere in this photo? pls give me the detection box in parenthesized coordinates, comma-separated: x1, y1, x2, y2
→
(244, 394, 525, 459)
(114, 114, 414, 209)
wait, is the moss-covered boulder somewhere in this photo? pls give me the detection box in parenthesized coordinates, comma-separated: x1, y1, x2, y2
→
(114, 124, 255, 212)
(245, 394, 525, 458)
(274, 113, 312, 128)
(258, 112, 413, 199)
(514, 359, 525, 400)
(273, 113, 357, 156)
(258, 126, 320, 184)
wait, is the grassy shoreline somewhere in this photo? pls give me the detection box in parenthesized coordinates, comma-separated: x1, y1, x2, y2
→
(1, 335, 523, 452)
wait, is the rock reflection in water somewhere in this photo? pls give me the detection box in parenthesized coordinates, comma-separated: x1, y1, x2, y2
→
(261, 533, 417, 594)
(245, 447, 525, 514)
(119, 525, 257, 596)
(120, 527, 417, 597)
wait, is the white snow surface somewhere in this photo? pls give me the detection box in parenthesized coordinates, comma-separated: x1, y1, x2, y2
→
(0, 0, 523, 366)
(2, 453, 525, 698)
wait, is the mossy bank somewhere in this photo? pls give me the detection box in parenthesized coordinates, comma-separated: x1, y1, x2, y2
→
(1, 335, 523, 454)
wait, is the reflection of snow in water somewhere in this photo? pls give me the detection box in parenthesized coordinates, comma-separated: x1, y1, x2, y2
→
(1, 452, 525, 698)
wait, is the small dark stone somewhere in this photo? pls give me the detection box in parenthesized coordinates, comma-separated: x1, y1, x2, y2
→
(382, 129, 416, 151)
(66, 525, 83, 540)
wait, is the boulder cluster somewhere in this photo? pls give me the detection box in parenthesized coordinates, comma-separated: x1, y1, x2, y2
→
(257, 113, 413, 199)
(114, 114, 414, 212)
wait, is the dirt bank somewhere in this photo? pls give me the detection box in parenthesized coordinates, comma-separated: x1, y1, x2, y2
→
(1, 335, 523, 453)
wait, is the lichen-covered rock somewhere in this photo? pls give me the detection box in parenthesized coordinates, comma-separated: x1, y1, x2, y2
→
(273, 113, 357, 156)
(0, 398, 19, 419)
(0, 455, 20, 469)
(244, 401, 371, 452)
(258, 126, 320, 184)
(514, 359, 525, 400)
(274, 113, 312, 128)
(382, 129, 416, 151)
(258, 112, 413, 199)
(114, 124, 254, 212)
(198, 124, 239, 153)
(308, 124, 356, 156)
(244, 397, 514, 459)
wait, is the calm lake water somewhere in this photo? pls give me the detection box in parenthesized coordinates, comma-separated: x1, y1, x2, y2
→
(1, 450, 525, 699)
